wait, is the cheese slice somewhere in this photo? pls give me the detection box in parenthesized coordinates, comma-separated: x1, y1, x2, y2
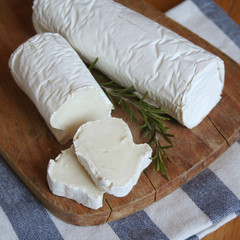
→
(9, 33, 113, 144)
(73, 118, 152, 197)
(32, 0, 225, 129)
(47, 146, 104, 209)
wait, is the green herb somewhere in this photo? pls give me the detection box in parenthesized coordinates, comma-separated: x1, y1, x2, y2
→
(89, 58, 174, 180)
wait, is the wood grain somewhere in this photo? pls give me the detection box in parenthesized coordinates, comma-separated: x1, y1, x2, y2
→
(214, 0, 234, 13)
(228, 0, 240, 26)
(144, 0, 184, 12)
(0, 0, 240, 226)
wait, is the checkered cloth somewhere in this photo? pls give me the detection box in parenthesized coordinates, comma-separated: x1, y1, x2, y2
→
(1, 0, 239, 239)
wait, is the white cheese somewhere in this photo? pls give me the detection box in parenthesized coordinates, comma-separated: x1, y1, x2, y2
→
(47, 146, 104, 209)
(9, 33, 113, 144)
(32, 0, 225, 129)
(73, 118, 152, 197)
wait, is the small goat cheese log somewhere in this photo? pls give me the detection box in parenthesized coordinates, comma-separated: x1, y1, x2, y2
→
(9, 33, 113, 144)
(73, 118, 152, 197)
(32, 0, 225, 128)
(47, 146, 104, 209)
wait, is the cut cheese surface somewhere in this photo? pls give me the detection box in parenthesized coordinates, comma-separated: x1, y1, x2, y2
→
(47, 146, 104, 209)
(51, 87, 112, 144)
(9, 33, 113, 144)
(73, 118, 152, 197)
(32, 0, 225, 128)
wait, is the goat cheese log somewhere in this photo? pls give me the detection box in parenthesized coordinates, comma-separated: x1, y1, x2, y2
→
(73, 118, 152, 197)
(47, 146, 104, 209)
(32, 0, 225, 128)
(9, 33, 113, 144)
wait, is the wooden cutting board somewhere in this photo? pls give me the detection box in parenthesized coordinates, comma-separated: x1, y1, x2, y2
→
(0, 0, 240, 226)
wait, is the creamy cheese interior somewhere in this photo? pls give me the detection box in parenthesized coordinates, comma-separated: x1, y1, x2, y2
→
(49, 146, 103, 198)
(51, 87, 112, 144)
(73, 118, 152, 191)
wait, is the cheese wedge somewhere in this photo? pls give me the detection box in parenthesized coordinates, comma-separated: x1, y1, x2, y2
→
(47, 146, 104, 209)
(73, 118, 152, 197)
(32, 0, 225, 129)
(9, 33, 113, 144)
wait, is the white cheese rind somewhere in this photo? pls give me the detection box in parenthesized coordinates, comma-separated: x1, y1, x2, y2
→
(47, 146, 104, 210)
(9, 33, 113, 144)
(32, 0, 225, 128)
(73, 118, 152, 197)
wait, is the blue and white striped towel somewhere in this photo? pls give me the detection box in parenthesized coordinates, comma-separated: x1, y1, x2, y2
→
(1, 0, 240, 239)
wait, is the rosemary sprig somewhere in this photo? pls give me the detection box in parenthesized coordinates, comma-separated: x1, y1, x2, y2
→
(89, 58, 174, 180)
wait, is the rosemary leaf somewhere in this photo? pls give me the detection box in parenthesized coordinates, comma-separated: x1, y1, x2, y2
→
(88, 57, 98, 71)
